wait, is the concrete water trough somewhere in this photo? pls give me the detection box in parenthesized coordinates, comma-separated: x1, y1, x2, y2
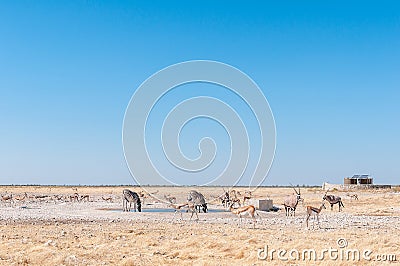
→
(248, 199, 274, 211)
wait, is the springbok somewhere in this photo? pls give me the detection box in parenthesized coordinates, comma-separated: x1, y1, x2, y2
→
(122, 189, 142, 212)
(135, 190, 160, 205)
(306, 202, 326, 228)
(102, 196, 113, 202)
(170, 202, 199, 221)
(170, 203, 188, 221)
(229, 190, 241, 207)
(346, 193, 359, 200)
(242, 191, 252, 205)
(323, 190, 344, 211)
(283, 184, 303, 217)
(164, 194, 177, 204)
(53, 195, 64, 201)
(1, 194, 13, 203)
(138, 191, 148, 205)
(350, 194, 359, 200)
(14, 193, 27, 202)
(229, 203, 261, 228)
(69, 193, 79, 202)
(80, 195, 89, 202)
(35, 195, 51, 201)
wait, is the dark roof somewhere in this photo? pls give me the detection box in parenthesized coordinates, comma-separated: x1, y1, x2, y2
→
(349, 174, 372, 179)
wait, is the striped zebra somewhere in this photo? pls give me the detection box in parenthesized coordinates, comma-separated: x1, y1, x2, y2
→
(122, 189, 142, 212)
(187, 190, 207, 213)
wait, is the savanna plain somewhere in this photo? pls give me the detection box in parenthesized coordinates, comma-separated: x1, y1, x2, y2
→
(0, 186, 399, 266)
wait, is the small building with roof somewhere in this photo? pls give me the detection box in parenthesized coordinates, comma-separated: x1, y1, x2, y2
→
(344, 174, 373, 185)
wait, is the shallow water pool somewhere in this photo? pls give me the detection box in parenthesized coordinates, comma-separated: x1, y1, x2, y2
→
(97, 208, 227, 213)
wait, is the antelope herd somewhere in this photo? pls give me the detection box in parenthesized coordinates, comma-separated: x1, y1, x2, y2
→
(0, 186, 360, 229)
(1, 192, 82, 204)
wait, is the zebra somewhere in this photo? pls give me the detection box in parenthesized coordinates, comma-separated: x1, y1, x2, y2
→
(122, 189, 142, 212)
(187, 190, 207, 213)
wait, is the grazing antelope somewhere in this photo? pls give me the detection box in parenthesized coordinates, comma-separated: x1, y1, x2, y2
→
(122, 189, 141, 212)
(170, 203, 188, 221)
(35, 195, 50, 200)
(69, 193, 79, 202)
(229, 190, 241, 207)
(53, 195, 64, 201)
(27, 194, 36, 201)
(323, 190, 344, 211)
(231, 197, 241, 207)
(14, 193, 27, 202)
(138, 190, 159, 204)
(80, 194, 89, 202)
(170, 203, 198, 221)
(306, 202, 326, 228)
(138, 191, 147, 205)
(283, 184, 303, 217)
(1, 194, 13, 202)
(102, 196, 113, 202)
(229, 203, 261, 228)
(187, 190, 207, 213)
(164, 194, 177, 204)
(186, 202, 199, 221)
(242, 191, 252, 205)
(346, 193, 359, 200)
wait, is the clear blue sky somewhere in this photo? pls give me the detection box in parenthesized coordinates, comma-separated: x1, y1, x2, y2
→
(0, 1, 399, 185)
